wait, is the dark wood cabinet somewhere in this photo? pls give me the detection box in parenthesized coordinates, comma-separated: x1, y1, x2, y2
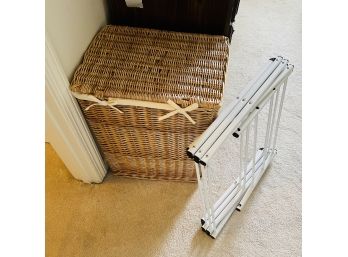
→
(107, 0, 240, 40)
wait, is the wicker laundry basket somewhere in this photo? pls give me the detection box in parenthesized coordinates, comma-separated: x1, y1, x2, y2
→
(70, 25, 229, 182)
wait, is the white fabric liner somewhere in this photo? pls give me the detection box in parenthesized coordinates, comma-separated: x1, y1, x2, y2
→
(71, 92, 199, 124)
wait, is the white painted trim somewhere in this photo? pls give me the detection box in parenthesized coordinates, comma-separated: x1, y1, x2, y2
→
(45, 35, 107, 183)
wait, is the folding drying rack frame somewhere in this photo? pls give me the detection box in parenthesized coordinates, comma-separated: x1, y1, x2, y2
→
(187, 56, 294, 238)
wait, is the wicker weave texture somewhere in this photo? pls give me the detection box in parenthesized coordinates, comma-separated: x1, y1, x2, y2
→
(71, 25, 229, 181)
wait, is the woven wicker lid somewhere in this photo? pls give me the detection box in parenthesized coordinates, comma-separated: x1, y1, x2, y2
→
(71, 25, 229, 109)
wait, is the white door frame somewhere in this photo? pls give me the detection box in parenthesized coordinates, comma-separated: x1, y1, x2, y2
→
(45, 35, 107, 183)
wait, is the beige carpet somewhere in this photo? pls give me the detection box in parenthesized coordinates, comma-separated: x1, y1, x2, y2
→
(46, 0, 301, 256)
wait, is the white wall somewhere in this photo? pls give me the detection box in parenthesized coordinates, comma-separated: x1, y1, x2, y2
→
(45, 0, 108, 142)
(45, 0, 109, 181)
(45, 0, 108, 81)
